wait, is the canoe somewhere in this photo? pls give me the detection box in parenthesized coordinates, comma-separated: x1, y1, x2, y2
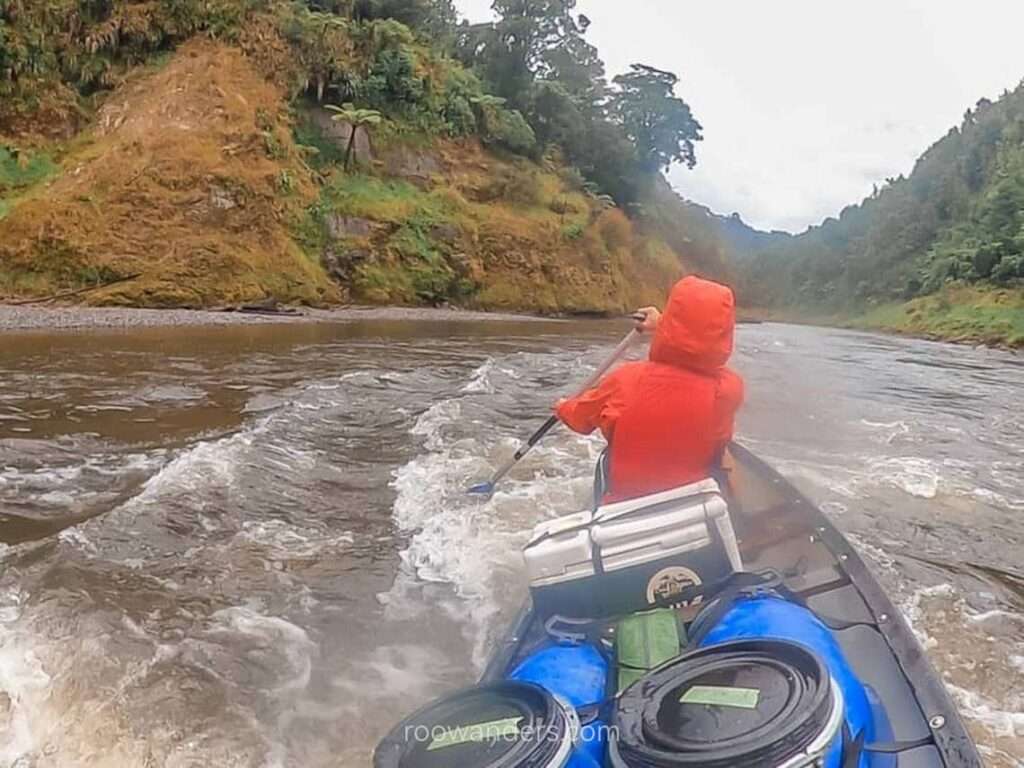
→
(479, 443, 982, 768)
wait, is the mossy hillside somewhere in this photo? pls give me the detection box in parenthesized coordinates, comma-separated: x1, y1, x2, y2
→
(300, 129, 688, 312)
(0, 36, 692, 310)
(0, 147, 58, 190)
(0, 145, 59, 225)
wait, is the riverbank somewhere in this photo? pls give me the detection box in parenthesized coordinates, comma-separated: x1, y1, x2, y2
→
(853, 285, 1024, 349)
(745, 285, 1024, 351)
(0, 304, 559, 332)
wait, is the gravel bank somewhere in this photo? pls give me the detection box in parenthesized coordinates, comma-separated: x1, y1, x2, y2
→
(0, 304, 559, 331)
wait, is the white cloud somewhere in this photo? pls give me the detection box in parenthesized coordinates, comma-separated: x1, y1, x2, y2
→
(453, 0, 1024, 232)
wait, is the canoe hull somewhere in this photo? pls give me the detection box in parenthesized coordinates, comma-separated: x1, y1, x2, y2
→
(482, 442, 982, 768)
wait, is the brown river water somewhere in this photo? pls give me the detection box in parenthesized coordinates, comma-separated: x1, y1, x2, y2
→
(0, 318, 1021, 767)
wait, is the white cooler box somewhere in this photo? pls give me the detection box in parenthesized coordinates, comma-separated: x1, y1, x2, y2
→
(523, 479, 742, 619)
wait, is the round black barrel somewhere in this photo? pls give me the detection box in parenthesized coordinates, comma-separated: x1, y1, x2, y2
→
(374, 681, 575, 768)
(611, 639, 842, 768)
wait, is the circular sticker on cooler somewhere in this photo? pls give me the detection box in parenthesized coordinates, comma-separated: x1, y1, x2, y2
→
(646, 565, 703, 605)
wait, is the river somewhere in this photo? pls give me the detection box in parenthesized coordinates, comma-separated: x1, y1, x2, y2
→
(0, 318, 1021, 767)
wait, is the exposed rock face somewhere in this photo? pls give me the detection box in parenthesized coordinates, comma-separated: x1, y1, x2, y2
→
(208, 185, 238, 211)
(450, 252, 485, 284)
(429, 222, 460, 244)
(382, 146, 441, 186)
(322, 246, 370, 286)
(325, 215, 374, 240)
(307, 107, 374, 165)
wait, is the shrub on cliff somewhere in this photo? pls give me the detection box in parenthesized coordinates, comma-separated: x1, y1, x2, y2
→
(0, 40, 339, 306)
(0, 0, 271, 135)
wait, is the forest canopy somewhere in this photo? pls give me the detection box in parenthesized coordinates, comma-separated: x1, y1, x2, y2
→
(0, 0, 705, 209)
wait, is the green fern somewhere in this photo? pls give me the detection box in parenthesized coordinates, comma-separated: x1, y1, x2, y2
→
(326, 102, 383, 171)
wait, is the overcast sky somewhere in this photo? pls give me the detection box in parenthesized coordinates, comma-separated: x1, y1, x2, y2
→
(454, 0, 1024, 233)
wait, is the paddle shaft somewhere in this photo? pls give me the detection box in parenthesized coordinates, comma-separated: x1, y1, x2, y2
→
(480, 329, 640, 491)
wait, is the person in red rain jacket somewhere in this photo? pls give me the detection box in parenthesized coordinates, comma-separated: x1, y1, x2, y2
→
(555, 276, 745, 504)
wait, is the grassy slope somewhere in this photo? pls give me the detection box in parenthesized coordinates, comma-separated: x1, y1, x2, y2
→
(745, 284, 1024, 349)
(0, 40, 338, 307)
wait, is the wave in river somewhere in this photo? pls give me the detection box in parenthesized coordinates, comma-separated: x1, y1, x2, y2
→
(0, 588, 48, 767)
(900, 583, 1024, 765)
(388, 353, 602, 668)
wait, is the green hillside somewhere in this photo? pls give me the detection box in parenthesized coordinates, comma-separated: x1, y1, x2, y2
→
(730, 84, 1024, 346)
(0, 0, 732, 311)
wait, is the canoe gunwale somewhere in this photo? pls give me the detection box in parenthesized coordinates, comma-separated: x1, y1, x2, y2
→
(730, 443, 982, 768)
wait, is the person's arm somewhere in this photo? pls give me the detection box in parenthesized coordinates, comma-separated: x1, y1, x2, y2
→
(555, 385, 613, 435)
(555, 366, 633, 436)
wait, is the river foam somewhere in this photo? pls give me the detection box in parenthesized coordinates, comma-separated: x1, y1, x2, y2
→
(0, 589, 49, 768)
(388, 352, 602, 668)
(900, 582, 1024, 758)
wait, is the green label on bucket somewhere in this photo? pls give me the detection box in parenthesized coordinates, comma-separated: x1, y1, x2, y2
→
(426, 716, 523, 751)
(680, 685, 761, 709)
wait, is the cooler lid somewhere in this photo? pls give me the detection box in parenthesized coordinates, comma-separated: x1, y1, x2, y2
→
(525, 509, 593, 547)
(590, 514, 710, 549)
(593, 479, 724, 527)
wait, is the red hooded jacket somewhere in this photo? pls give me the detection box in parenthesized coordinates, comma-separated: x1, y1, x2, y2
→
(556, 276, 744, 503)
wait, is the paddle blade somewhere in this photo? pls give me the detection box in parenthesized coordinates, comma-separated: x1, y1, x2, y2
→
(467, 482, 495, 496)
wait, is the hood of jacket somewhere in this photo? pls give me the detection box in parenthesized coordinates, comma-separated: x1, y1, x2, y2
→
(649, 276, 736, 372)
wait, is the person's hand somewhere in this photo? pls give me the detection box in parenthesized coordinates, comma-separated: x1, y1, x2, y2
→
(633, 306, 661, 334)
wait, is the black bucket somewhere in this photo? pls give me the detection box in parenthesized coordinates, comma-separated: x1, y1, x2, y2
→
(374, 681, 577, 768)
(610, 639, 844, 768)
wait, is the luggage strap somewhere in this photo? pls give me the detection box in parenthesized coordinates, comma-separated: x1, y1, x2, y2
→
(683, 570, 884, 647)
(543, 614, 600, 645)
(841, 723, 935, 766)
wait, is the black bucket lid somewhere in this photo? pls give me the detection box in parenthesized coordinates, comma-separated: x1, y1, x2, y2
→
(374, 681, 573, 768)
(613, 640, 837, 768)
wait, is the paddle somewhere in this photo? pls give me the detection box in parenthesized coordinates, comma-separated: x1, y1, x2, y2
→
(467, 328, 642, 496)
